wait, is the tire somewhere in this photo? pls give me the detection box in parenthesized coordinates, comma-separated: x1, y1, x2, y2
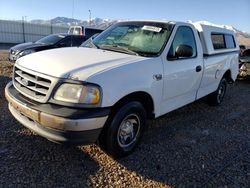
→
(99, 101, 146, 158)
(207, 78, 227, 106)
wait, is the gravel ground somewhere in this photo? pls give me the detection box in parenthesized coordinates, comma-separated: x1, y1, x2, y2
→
(0, 50, 249, 187)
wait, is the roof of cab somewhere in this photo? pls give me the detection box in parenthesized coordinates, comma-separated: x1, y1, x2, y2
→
(117, 19, 176, 25)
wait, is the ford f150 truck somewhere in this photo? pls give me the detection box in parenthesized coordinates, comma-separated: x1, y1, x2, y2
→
(5, 20, 239, 158)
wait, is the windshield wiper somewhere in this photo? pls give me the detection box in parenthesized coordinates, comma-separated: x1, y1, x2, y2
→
(133, 51, 158, 57)
(99, 44, 139, 56)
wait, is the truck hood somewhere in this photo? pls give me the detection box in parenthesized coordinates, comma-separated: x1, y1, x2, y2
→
(16, 47, 145, 80)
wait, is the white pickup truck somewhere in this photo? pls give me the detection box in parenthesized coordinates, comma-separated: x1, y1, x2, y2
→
(5, 20, 239, 157)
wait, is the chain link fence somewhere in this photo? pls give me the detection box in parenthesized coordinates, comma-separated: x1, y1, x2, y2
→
(0, 19, 69, 44)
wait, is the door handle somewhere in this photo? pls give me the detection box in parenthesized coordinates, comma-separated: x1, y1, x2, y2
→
(196, 65, 202, 72)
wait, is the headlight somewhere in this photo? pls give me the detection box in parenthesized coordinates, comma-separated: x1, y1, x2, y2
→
(18, 49, 35, 58)
(54, 83, 101, 104)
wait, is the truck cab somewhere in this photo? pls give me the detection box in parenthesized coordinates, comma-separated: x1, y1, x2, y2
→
(5, 20, 239, 158)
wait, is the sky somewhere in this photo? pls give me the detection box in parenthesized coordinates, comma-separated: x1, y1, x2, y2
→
(0, 0, 250, 32)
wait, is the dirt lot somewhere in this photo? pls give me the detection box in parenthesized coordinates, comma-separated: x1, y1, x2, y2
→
(0, 50, 249, 187)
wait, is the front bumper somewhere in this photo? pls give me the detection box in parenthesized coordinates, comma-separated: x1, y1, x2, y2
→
(5, 82, 110, 144)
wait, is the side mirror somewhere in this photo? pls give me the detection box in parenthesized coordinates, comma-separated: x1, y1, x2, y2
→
(175, 44, 193, 58)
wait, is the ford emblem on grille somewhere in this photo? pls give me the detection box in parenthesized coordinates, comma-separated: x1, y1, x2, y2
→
(22, 78, 29, 86)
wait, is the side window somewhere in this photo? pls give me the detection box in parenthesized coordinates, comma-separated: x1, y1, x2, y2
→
(168, 26, 197, 59)
(211, 34, 226, 49)
(69, 28, 74, 34)
(73, 28, 81, 35)
(224, 34, 236, 49)
(211, 33, 236, 50)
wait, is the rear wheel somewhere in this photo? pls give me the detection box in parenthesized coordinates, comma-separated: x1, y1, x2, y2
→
(99, 101, 146, 158)
(207, 78, 227, 106)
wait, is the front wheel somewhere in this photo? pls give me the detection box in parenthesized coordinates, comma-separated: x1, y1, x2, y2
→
(207, 78, 227, 106)
(100, 101, 146, 158)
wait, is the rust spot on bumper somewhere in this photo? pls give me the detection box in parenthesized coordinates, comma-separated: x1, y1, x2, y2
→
(5, 84, 67, 130)
(5, 82, 107, 131)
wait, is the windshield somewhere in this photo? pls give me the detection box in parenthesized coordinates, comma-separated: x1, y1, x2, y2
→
(82, 21, 174, 56)
(36, 34, 66, 45)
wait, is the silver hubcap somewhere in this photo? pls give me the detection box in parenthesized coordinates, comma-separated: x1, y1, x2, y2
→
(117, 114, 140, 148)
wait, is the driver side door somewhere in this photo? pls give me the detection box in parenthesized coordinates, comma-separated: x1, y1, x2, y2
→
(161, 25, 203, 114)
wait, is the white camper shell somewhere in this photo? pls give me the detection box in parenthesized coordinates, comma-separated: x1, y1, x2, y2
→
(193, 22, 238, 55)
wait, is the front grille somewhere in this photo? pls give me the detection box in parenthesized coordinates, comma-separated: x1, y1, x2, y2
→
(14, 66, 52, 102)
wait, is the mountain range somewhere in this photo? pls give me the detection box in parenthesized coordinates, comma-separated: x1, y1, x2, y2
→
(30, 17, 117, 29)
(30, 17, 250, 46)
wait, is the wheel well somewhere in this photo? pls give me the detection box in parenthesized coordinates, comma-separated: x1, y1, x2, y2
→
(223, 70, 234, 84)
(110, 92, 155, 119)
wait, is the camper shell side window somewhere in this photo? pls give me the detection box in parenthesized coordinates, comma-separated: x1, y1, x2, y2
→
(211, 33, 236, 50)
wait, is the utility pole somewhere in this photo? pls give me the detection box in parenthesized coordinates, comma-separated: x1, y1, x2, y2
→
(50, 20, 53, 34)
(89, 9, 91, 26)
(72, 0, 75, 19)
